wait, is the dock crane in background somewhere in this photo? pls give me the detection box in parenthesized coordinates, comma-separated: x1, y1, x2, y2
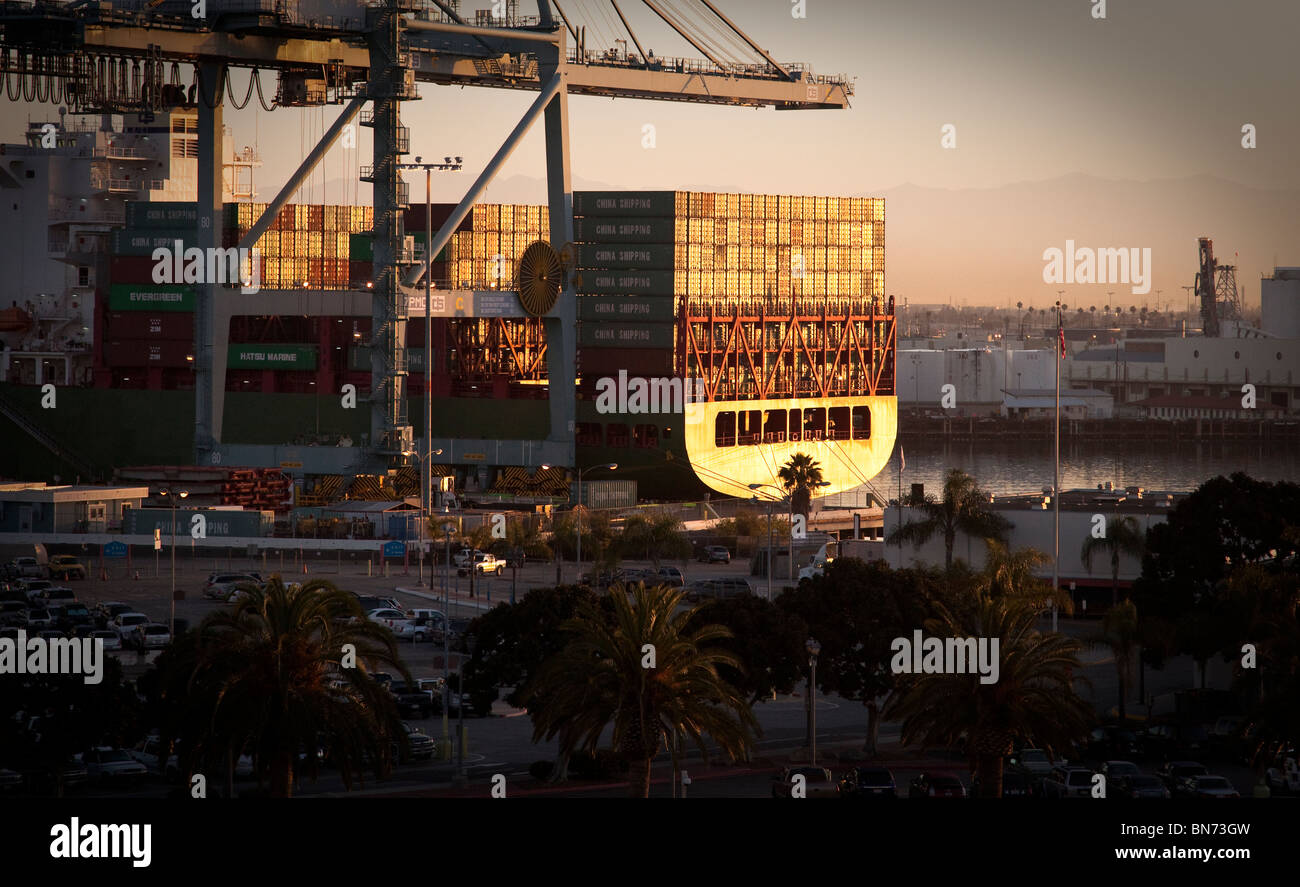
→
(0, 0, 854, 477)
(1194, 236, 1243, 338)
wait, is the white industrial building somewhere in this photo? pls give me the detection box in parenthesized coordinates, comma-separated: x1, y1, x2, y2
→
(883, 487, 1184, 609)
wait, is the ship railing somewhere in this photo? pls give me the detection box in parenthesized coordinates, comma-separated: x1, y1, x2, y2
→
(47, 206, 126, 225)
(98, 146, 151, 160)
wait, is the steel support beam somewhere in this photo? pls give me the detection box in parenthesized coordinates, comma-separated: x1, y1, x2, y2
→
(405, 18, 561, 45)
(195, 61, 224, 461)
(237, 91, 368, 254)
(697, 0, 792, 79)
(641, 0, 729, 72)
(610, 0, 649, 65)
(539, 38, 576, 469)
(402, 73, 564, 288)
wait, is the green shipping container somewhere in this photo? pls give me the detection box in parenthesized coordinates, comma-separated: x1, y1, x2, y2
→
(348, 346, 427, 372)
(125, 201, 201, 229)
(577, 243, 675, 270)
(112, 229, 190, 256)
(576, 269, 675, 296)
(349, 233, 373, 262)
(574, 191, 676, 217)
(227, 344, 318, 370)
(574, 216, 674, 244)
(108, 284, 195, 312)
(579, 322, 675, 349)
(579, 296, 676, 323)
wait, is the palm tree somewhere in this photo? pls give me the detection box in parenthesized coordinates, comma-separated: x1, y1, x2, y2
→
(1081, 515, 1146, 606)
(777, 452, 824, 520)
(1089, 599, 1139, 719)
(524, 583, 758, 797)
(887, 468, 1012, 571)
(191, 577, 409, 797)
(885, 596, 1093, 798)
(979, 539, 1071, 616)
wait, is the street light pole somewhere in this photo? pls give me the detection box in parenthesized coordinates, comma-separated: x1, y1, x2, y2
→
(806, 637, 821, 766)
(397, 154, 463, 586)
(550, 462, 616, 584)
(159, 487, 188, 637)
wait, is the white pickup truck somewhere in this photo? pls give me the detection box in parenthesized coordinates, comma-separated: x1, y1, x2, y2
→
(458, 553, 504, 577)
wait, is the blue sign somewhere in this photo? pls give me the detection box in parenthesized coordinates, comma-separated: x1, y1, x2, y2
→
(104, 541, 128, 559)
(383, 541, 406, 558)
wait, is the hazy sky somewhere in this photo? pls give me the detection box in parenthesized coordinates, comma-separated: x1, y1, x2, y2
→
(3, 0, 1296, 303)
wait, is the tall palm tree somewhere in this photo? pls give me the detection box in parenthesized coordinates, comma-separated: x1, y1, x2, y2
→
(524, 583, 758, 797)
(1089, 599, 1139, 719)
(191, 577, 409, 797)
(777, 452, 824, 520)
(885, 596, 1093, 798)
(1081, 515, 1146, 606)
(887, 468, 1012, 571)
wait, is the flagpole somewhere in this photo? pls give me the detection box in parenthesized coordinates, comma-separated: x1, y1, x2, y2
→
(1053, 304, 1061, 633)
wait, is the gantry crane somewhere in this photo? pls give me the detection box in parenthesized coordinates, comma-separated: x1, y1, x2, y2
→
(0, 0, 854, 476)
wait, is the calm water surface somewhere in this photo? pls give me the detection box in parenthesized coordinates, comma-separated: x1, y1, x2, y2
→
(829, 438, 1300, 505)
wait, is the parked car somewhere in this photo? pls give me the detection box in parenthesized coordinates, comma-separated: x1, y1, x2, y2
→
(366, 608, 411, 630)
(80, 747, 149, 786)
(452, 549, 487, 569)
(131, 623, 172, 651)
(396, 722, 436, 763)
(1181, 775, 1240, 799)
(1006, 748, 1055, 778)
(1101, 760, 1141, 781)
(0, 600, 28, 627)
(91, 629, 122, 652)
(698, 545, 731, 564)
(1040, 765, 1096, 798)
(1156, 761, 1208, 792)
(687, 577, 752, 601)
(1087, 726, 1143, 761)
(1113, 774, 1171, 799)
(656, 566, 685, 587)
(112, 612, 150, 639)
(909, 772, 967, 798)
(841, 766, 896, 798)
(41, 586, 76, 605)
(11, 557, 44, 578)
(1141, 723, 1210, 760)
(56, 603, 93, 633)
(353, 593, 400, 612)
(390, 683, 438, 718)
(93, 602, 133, 629)
(203, 573, 263, 601)
(21, 580, 54, 603)
(772, 766, 839, 798)
(47, 556, 87, 581)
(25, 608, 52, 630)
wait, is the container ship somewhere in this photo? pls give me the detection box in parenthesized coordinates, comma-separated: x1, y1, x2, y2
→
(0, 107, 896, 506)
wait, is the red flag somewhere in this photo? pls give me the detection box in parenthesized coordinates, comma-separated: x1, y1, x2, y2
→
(1058, 327, 1066, 358)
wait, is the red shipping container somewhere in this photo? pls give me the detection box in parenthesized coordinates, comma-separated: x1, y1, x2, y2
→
(404, 203, 459, 232)
(106, 338, 194, 368)
(105, 312, 194, 339)
(109, 256, 167, 283)
(579, 347, 674, 378)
